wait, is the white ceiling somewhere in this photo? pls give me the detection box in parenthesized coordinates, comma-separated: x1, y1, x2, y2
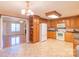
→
(0, 1, 79, 19)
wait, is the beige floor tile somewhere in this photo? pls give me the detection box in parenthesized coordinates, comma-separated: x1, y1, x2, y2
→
(0, 39, 73, 57)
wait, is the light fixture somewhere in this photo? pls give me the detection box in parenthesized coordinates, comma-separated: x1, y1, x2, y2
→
(48, 15, 59, 18)
(26, 9, 34, 16)
(46, 11, 61, 19)
(21, 9, 26, 15)
(19, 20, 24, 23)
(21, 1, 34, 16)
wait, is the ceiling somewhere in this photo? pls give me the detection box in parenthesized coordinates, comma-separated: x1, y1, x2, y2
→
(0, 1, 79, 19)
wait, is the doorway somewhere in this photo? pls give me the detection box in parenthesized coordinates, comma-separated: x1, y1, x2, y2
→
(3, 16, 26, 48)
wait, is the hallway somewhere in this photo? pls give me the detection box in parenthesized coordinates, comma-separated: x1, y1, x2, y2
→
(0, 39, 73, 57)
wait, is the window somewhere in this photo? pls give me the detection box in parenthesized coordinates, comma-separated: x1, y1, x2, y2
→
(11, 36, 20, 46)
(16, 24, 20, 32)
(16, 36, 20, 44)
(11, 37, 15, 46)
(11, 23, 20, 32)
(11, 23, 15, 32)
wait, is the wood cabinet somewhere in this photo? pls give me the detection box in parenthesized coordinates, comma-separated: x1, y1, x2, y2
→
(48, 16, 79, 29)
(65, 19, 70, 28)
(51, 20, 56, 28)
(65, 32, 74, 42)
(70, 19, 75, 28)
(48, 31, 56, 39)
(29, 15, 40, 43)
(47, 20, 52, 28)
(47, 20, 56, 28)
(75, 17, 79, 28)
(65, 18, 75, 29)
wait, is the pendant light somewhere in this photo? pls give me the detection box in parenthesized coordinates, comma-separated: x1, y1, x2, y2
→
(21, 1, 34, 16)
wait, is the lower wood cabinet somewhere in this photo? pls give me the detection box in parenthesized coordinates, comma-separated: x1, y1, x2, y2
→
(65, 32, 74, 42)
(48, 31, 56, 39)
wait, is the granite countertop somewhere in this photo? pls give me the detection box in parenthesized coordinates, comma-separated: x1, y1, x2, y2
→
(48, 28, 79, 33)
(48, 30, 79, 33)
(66, 31, 79, 33)
(48, 30, 56, 31)
(67, 31, 79, 33)
(48, 28, 56, 32)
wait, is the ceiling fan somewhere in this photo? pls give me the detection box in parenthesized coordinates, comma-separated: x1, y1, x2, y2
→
(21, 1, 34, 16)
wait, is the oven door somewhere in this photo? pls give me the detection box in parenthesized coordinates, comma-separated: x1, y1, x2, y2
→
(56, 32, 65, 40)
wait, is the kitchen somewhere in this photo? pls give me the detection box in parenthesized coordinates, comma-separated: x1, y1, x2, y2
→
(47, 15, 79, 56)
(0, 1, 79, 57)
(25, 14, 79, 56)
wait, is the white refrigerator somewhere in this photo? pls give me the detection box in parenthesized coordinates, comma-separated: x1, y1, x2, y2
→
(40, 23, 47, 42)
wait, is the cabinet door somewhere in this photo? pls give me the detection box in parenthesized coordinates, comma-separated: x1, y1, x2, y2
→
(70, 19, 75, 28)
(48, 32, 56, 39)
(65, 18, 75, 29)
(47, 21, 51, 28)
(65, 19, 70, 28)
(33, 17, 39, 43)
(36, 18, 40, 42)
(75, 17, 79, 28)
(47, 20, 56, 28)
(65, 33, 73, 42)
(48, 32, 53, 38)
(52, 20, 57, 28)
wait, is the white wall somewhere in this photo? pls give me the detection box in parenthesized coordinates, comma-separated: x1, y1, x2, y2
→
(0, 16, 3, 49)
(25, 19, 29, 43)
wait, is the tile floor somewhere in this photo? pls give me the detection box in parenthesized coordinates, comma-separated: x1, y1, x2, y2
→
(0, 39, 73, 57)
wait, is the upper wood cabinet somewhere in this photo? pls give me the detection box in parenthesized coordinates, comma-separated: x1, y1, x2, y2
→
(65, 19, 73, 29)
(52, 20, 56, 28)
(47, 16, 79, 29)
(65, 19, 70, 28)
(70, 19, 75, 28)
(75, 17, 79, 29)
(47, 20, 51, 28)
(65, 17, 79, 29)
(47, 20, 56, 28)
(64, 18, 75, 29)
